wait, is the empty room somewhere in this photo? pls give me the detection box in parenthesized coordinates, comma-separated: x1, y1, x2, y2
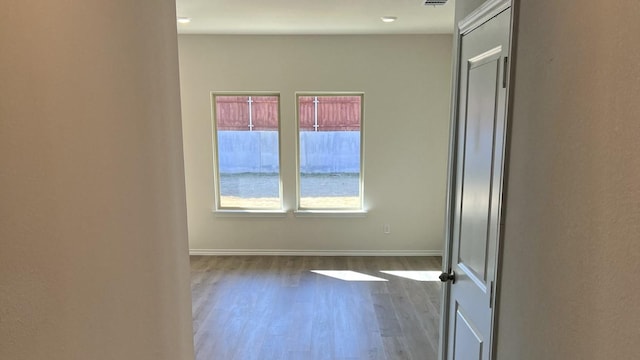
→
(177, 1, 453, 359)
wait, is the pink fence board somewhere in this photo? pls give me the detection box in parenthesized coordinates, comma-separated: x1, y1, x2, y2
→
(215, 96, 279, 131)
(215, 95, 361, 131)
(299, 96, 361, 131)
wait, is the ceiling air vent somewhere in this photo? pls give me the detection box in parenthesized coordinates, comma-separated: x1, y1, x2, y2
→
(423, 0, 448, 6)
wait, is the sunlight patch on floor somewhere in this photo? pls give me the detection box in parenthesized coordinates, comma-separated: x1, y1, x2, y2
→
(380, 270, 441, 282)
(311, 270, 388, 282)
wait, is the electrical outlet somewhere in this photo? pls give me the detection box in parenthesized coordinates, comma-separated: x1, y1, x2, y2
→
(383, 224, 391, 234)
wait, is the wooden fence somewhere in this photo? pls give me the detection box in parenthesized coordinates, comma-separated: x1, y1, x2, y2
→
(299, 96, 361, 131)
(214, 95, 361, 131)
(215, 96, 278, 131)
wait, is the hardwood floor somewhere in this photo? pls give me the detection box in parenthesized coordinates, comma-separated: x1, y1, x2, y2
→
(191, 256, 442, 360)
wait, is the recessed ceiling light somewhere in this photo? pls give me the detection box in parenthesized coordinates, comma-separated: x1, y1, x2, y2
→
(177, 17, 192, 24)
(381, 16, 397, 23)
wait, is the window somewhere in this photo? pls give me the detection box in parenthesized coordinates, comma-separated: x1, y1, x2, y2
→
(296, 94, 364, 210)
(212, 94, 282, 210)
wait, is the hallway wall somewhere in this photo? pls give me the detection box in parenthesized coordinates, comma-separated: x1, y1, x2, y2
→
(0, 1, 194, 359)
(497, 1, 640, 358)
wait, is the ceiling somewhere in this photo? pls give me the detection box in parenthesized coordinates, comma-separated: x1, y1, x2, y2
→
(175, 0, 456, 35)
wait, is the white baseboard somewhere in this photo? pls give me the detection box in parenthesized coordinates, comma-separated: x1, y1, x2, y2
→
(189, 249, 443, 257)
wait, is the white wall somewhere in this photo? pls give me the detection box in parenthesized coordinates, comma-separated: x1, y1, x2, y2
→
(496, 1, 640, 359)
(0, 1, 194, 359)
(455, 0, 488, 23)
(179, 35, 453, 254)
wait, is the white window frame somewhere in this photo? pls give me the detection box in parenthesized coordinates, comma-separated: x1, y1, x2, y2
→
(294, 92, 366, 214)
(210, 92, 284, 213)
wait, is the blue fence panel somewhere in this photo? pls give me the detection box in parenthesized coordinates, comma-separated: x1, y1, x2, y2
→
(217, 131, 360, 174)
(218, 131, 279, 173)
(299, 132, 360, 174)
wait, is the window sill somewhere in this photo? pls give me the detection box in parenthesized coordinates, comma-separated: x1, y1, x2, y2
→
(213, 209, 288, 218)
(293, 210, 368, 218)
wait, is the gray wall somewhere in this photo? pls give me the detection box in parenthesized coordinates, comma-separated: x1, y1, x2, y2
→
(179, 35, 453, 253)
(496, 1, 640, 359)
(0, 1, 194, 359)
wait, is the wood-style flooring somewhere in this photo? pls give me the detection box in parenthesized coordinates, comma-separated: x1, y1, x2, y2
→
(191, 256, 442, 360)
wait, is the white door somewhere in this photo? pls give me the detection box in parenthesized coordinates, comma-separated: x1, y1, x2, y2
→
(441, 3, 512, 360)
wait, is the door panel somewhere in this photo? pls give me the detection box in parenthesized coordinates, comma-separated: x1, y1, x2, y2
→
(458, 50, 501, 286)
(453, 305, 484, 360)
(445, 6, 511, 360)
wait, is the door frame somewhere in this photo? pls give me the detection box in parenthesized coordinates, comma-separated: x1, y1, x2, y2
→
(439, 0, 519, 359)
